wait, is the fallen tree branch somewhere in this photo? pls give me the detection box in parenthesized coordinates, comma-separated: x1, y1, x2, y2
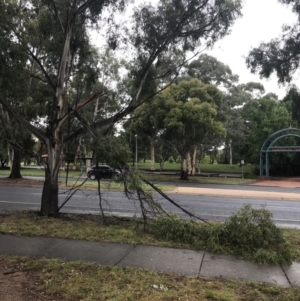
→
(141, 177, 210, 224)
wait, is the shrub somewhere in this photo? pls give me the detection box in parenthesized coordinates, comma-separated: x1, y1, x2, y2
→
(168, 156, 174, 163)
(149, 205, 292, 264)
(176, 156, 181, 163)
(148, 214, 203, 246)
(200, 155, 210, 164)
(214, 204, 292, 264)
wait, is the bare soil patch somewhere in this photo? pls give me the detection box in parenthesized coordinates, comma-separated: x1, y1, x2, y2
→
(0, 261, 66, 301)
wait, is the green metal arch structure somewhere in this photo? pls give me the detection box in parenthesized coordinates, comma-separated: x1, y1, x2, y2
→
(260, 128, 300, 177)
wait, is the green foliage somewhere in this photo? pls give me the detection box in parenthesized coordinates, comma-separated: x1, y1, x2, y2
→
(200, 155, 210, 164)
(218, 205, 292, 264)
(149, 214, 203, 246)
(149, 205, 292, 264)
(176, 156, 181, 163)
(125, 171, 143, 191)
(237, 98, 293, 167)
(168, 156, 174, 163)
(92, 135, 131, 168)
(188, 53, 239, 88)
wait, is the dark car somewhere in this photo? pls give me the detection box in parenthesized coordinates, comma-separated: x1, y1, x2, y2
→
(87, 165, 121, 180)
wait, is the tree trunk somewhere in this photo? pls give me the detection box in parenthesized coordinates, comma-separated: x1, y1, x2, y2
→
(8, 148, 22, 178)
(229, 139, 233, 167)
(7, 146, 12, 170)
(186, 152, 192, 175)
(180, 153, 188, 180)
(191, 145, 197, 175)
(0, 159, 7, 168)
(40, 139, 62, 216)
(39, 23, 73, 216)
(73, 143, 81, 170)
(150, 137, 155, 170)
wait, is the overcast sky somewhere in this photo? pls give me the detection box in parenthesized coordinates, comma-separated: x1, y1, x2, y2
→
(206, 0, 298, 98)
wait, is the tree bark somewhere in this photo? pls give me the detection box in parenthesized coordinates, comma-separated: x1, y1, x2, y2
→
(40, 138, 63, 216)
(150, 136, 155, 170)
(180, 153, 189, 180)
(8, 148, 22, 178)
(186, 152, 192, 175)
(191, 145, 197, 175)
(7, 147, 12, 170)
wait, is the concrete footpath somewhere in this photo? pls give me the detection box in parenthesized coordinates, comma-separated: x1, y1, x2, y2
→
(0, 234, 299, 288)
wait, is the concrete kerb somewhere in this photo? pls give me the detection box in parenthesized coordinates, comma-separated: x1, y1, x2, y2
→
(0, 234, 298, 288)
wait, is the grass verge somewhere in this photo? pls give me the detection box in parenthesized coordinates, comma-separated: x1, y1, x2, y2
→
(1, 255, 299, 301)
(63, 179, 174, 192)
(1, 211, 299, 262)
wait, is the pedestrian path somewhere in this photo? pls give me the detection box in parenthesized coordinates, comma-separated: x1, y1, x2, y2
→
(0, 234, 299, 288)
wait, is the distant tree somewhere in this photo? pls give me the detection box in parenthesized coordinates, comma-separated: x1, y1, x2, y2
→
(221, 82, 265, 166)
(161, 79, 226, 180)
(130, 92, 173, 170)
(282, 85, 300, 126)
(237, 98, 292, 166)
(187, 54, 239, 88)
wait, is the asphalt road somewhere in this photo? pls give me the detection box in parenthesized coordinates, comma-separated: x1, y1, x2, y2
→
(1, 185, 300, 228)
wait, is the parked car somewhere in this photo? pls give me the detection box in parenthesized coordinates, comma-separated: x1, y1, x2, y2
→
(87, 165, 121, 180)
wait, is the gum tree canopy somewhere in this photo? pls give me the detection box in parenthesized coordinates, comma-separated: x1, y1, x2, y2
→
(246, 0, 300, 84)
(0, 0, 242, 216)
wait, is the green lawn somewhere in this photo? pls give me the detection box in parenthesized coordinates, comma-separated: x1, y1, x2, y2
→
(0, 168, 82, 178)
(2, 255, 299, 301)
(0, 168, 254, 186)
(0, 162, 255, 177)
(137, 161, 255, 174)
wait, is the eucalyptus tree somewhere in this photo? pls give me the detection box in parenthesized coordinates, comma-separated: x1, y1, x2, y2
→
(246, 1, 300, 86)
(221, 82, 265, 165)
(187, 54, 239, 88)
(130, 89, 173, 170)
(66, 46, 123, 168)
(160, 78, 226, 180)
(0, 0, 242, 215)
(237, 97, 293, 174)
(189, 55, 235, 165)
(282, 85, 300, 126)
(186, 53, 270, 165)
(0, 0, 42, 178)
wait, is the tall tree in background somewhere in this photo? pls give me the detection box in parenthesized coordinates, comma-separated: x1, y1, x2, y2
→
(283, 85, 300, 126)
(237, 97, 293, 175)
(161, 79, 225, 180)
(130, 93, 172, 170)
(222, 82, 265, 165)
(0, 0, 242, 215)
(0, 0, 42, 178)
(187, 54, 239, 88)
(185, 54, 266, 166)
